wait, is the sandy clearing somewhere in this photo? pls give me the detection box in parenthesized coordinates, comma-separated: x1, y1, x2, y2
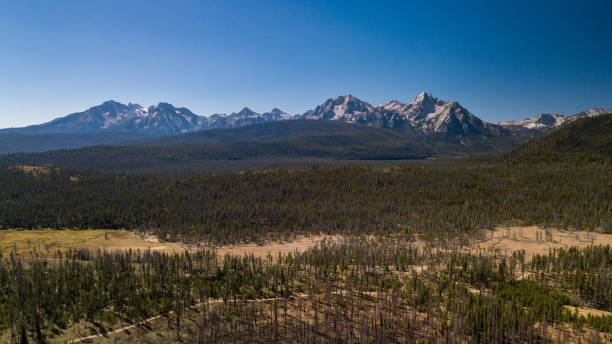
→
(471, 226, 612, 258)
(4, 226, 611, 262)
(0, 229, 189, 257)
(214, 234, 339, 259)
(0, 229, 337, 260)
(565, 305, 612, 318)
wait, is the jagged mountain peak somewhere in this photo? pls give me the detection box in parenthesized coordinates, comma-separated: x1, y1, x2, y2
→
(326, 94, 370, 106)
(101, 99, 123, 106)
(408, 91, 445, 106)
(300, 94, 374, 122)
(237, 107, 257, 116)
(268, 108, 284, 115)
(150, 102, 177, 111)
(91, 100, 131, 112)
(298, 92, 487, 138)
(413, 91, 435, 103)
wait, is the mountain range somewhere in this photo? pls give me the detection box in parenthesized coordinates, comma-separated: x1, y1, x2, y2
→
(302, 92, 493, 137)
(0, 92, 609, 155)
(1, 101, 291, 135)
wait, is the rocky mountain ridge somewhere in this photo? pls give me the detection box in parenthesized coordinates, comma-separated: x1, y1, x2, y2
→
(1, 101, 292, 135)
(497, 107, 611, 130)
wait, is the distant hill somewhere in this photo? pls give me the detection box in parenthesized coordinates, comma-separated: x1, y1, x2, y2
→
(0, 132, 152, 154)
(0, 120, 432, 171)
(118, 119, 385, 146)
(504, 113, 612, 164)
(117, 117, 527, 159)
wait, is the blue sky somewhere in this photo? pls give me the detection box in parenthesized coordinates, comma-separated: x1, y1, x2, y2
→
(1, 0, 611, 127)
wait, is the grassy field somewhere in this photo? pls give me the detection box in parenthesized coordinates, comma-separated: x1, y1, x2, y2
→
(0, 229, 189, 257)
(0, 229, 336, 259)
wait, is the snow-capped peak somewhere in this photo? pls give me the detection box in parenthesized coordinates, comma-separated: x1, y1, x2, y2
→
(413, 91, 434, 104)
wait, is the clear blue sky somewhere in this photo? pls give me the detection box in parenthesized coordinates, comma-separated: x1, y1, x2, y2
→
(1, 0, 611, 128)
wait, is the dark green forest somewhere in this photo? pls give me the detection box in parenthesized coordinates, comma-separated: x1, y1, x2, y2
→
(0, 161, 610, 244)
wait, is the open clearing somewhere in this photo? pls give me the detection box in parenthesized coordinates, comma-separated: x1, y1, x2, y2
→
(215, 235, 339, 259)
(0, 229, 188, 257)
(3, 226, 612, 260)
(0, 229, 335, 259)
(472, 226, 612, 258)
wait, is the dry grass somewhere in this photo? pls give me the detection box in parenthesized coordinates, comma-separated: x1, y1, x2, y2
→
(3, 226, 610, 261)
(565, 305, 612, 318)
(0, 229, 188, 257)
(0, 229, 336, 259)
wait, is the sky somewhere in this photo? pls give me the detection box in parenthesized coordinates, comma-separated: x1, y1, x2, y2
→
(0, 0, 611, 128)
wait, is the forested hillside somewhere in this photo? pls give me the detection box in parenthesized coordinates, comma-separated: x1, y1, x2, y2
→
(505, 113, 612, 164)
(0, 132, 152, 154)
(0, 121, 434, 171)
(118, 119, 411, 146)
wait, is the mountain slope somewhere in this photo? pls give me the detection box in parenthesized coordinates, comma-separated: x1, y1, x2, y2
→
(118, 119, 416, 146)
(0, 120, 431, 171)
(504, 112, 612, 164)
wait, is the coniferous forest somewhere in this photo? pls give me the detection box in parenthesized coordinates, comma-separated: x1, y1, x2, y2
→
(0, 162, 610, 244)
